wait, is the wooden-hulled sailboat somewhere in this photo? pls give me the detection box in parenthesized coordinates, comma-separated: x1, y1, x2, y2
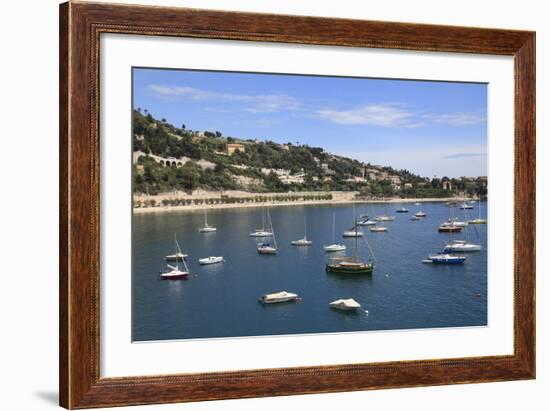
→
(327, 219, 374, 274)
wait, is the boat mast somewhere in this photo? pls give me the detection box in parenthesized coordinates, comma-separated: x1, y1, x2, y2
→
(174, 233, 179, 270)
(332, 209, 336, 243)
(204, 208, 208, 227)
(269, 209, 277, 249)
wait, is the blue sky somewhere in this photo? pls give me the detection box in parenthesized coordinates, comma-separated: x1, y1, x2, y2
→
(133, 68, 487, 178)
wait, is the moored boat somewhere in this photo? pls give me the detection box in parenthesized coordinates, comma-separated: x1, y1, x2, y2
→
(396, 207, 409, 213)
(291, 217, 312, 246)
(324, 244, 347, 252)
(160, 235, 190, 279)
(259, 291, 299, 304)
(249, 208, 273, 237)
(415, 211, 427, 218)
(342, 229, 364, 237)
(198, 209, 217, 233)
(329, 298, 361, 311)
(198, 256, 224, 265)
(375, 215, 395, 222)
(423, 253, 466, 264)
(438, 222, 463, 233)
(328, 219, 374, 274)
(444, 240, 481, 252)
(370, 226, 388, 232)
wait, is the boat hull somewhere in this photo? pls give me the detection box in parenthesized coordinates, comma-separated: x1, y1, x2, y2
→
(160, 272, 189, 280)
(326, 264, 373, 274)
(438, 227, 462, 233)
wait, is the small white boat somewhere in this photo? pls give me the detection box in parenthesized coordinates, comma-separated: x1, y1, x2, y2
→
(396, 207, 409, 213)
(342, 230, 364, 237)
(198, 209, 217, 233)
(249, 230, 273, 237)
(357, 219, 376, 226)
(414, 202, 421, 206)
(370, 226, 388, 232)
(415, 211, 427, 217)
(259, 291, 299, 304)
(468, 218, 487, 224)
(410, 216, 421, 221)
(249, 208, 273, 237)
(444, 240, 481, 252)
(459, 203, 474, 209)
(292, 218, 312, 245)
(329, 298, 361, 311)
(160, 264, 189, 280)
(257, 243, 277, 254)
(165, 252, 188, 261)
(447, 219, 468, 227)
(324, 244, 347, 252)
(324, 210, 346, 251)
(291, 238, 312, 246)
(198, 256, 224, 265)
(375, 215, 395, 222)
(160, 235, 190, 279)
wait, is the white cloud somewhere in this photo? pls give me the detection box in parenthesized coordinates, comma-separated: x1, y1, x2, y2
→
(424, 113, 486, 126)
(149, 84, 300, 113)
(314, 104, 417, 127)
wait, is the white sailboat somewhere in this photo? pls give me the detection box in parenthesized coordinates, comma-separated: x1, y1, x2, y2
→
(257, 209, 278, 254)
(198, 208, 216, 233)
(324, 210, 346, 252)
(444, 208, 482, 252)
(164, 234, 188, 261)
(291, 217, 312, 246)
(469, 198, 487, 224)
(249, 208, 273, 237)
(160, 235, 190, 279)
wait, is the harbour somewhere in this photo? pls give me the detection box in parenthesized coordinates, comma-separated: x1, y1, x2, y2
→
(133, 201, 488, 341)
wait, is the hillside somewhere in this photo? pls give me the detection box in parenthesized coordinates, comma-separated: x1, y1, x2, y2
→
(132, 109, 481, 198)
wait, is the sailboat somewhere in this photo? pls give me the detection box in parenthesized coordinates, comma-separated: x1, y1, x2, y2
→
(375, 204, 395, 221)
(444, 208, 482, 252)
(249, 208, 273, 237)
(257, 209, 278, 254)
(343, 205, 364, 237)
(291, 216, 312, 246)
(324, 210, 346, 252)
(160, 235, 190, 279)
(469, 198, 487, 224)
(164, 234, 188, 261)
(439, 203, 465, 232)
(327, 218, 374, 274)
(198, 208, 216, 233)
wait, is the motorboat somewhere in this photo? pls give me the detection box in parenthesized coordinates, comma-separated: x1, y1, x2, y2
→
(165, 252, 188, 261)
(444, 240, 481, 252)
(375, 215, 395, 222)
(423, 253, 466, 264)
(198, 256, 224, 265)
(259, 291, 299, 304)
(329, 298, 361, 311)
(410, 216, 421, 221)
(415, 211, 427, 218)
(369, 226, 387, 232)
(396, 207, 409, 213)
(342, 229, 364, 237)
(459, 203, 474, 209)
(324, 243, 347, 252)
(357, 219, 376, 226)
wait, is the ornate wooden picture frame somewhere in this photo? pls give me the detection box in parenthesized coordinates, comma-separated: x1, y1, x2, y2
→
(59, 1, 535, 408)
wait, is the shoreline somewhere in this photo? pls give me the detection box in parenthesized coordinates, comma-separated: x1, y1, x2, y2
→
(133, 197, 469, 214)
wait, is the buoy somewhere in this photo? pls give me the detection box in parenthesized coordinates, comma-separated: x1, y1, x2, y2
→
(364, 310, 369, 316)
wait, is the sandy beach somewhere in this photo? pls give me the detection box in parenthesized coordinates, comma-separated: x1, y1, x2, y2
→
(133, 196, 468, 214)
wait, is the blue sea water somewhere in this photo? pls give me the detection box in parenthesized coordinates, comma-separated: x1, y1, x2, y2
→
(132, 202, 487, 341)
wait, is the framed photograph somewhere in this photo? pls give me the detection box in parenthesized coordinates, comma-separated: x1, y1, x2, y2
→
(59, 1, 535, 409)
